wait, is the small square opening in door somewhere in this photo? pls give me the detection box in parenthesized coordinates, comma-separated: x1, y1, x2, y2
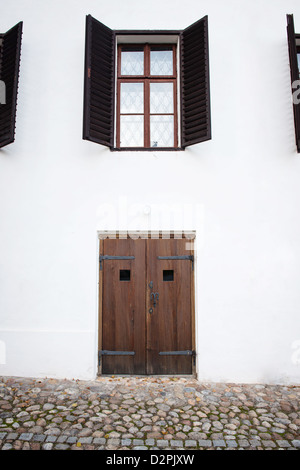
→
(163, 269, 174, 281)
(120, 269, 131, 281)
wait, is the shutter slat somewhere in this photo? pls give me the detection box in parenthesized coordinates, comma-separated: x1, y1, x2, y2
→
(1, 61, 20, 78)
(181, 43, 206, 62)
(0, 125, 11, 135)
(183, 120, 208, 134)
(182, 86, 207, 101)
(181, 16, 211, 148)
(90, 70, 114, 87)
(182, 84, 207, 101)
(90, 123, 112, 137)
(91, 88, 113, 104)
(90, 73, 114, 89)
(90, 80, 114, 96)
(287, 14, 300, 153)
(83, 15, 115, 147)
(92, 36, 114, 53)
(91, 40, 114, 58)
(182, 71, 206, 87)
(0, 21, 22, 149)
(181, 136, 207, 147)
(90, 101, 113, 119)
(90, 128, 112, 142)
(182, 105, 208, 122)
(90, 112, 112, 131)
(182, 58, 206, 72)
(91, 50, 114, 70)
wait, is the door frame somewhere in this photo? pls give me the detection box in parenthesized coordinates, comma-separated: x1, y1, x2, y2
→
(97, 231, 196, 376)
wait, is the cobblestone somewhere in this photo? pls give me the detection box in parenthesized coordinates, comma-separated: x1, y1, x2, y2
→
(0, 376, 299, 450)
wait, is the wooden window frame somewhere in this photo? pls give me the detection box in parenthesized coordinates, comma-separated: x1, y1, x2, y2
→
(116, 44, 178, 149)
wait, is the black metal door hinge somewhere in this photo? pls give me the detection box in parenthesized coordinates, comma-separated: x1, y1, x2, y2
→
(99, 255, 135, 270)
(159, 349, 196, 365)
(157, 255, 194, 270)
(98, 350, 135, 366)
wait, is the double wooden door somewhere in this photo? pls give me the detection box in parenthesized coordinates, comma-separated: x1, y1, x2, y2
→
(99, 237, 194, 375)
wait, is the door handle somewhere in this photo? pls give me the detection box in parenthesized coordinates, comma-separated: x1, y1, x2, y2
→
(150, 292, 159, 307)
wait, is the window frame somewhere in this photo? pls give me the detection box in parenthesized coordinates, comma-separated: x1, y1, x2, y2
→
(116, 43, 179, 149)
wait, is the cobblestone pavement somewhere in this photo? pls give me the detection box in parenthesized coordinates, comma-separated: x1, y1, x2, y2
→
(0, 375, 300, 450)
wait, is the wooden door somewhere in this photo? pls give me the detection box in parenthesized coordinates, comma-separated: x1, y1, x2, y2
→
(99, 236, 194, 375)
(100, 237, 146, 374)
(146, 238, 193, 374)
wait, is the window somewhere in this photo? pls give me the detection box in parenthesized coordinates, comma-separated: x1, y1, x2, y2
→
(83, 15, 211, 150)
(0, 22, 22, 148)
(117, 44, 178, 148)
(287, 14, 300, 153)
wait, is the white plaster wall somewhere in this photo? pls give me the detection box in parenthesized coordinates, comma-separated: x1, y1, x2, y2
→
(0, 0, 300, 383)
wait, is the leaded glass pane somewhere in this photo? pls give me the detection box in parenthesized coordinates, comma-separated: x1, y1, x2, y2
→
(120, 115, 144, 147)
(150, 49, 173, 75)
(150, 83, 174, 114)
(150, 115, 174, 147)
(121, 50, 144, 75)
(120, 83, 144, 114)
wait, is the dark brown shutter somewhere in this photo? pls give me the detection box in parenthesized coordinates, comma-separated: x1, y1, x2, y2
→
(287, 14, 300, 153)
(83, 15, 115, 148)
(0, 22, 23, 149)
(180, 16, 211, 148)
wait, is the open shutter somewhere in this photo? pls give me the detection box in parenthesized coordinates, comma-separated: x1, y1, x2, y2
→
(0, 22, 23, 148)
(181, 16, 211, 148)
(83, 15, 115, 148)
(287, 14, 300, 153)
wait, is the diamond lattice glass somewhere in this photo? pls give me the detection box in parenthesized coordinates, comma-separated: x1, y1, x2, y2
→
(150, 83, 174, 114)
(150, 115, 174, 147)
(120, 83, 144, 114)
(120, 115, 144, 147)
(150, 49, 173, 76)
(121, 50, 144, 75)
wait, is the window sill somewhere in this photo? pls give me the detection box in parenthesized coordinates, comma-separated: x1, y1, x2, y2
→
(111, 147, 185, 152)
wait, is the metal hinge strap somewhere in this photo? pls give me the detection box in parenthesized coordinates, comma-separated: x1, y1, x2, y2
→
(159, 350, 196, 365)
(157, 255, 194, 270)
(159, 350, 195, 356)
(99, 255, 135, 270)
(98, 350, 135, 366)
